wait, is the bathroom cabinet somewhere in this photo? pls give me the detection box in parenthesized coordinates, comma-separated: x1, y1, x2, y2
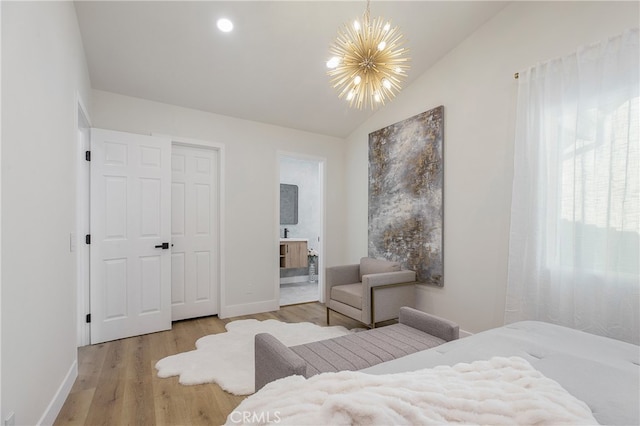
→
(279, 240, 308, 269)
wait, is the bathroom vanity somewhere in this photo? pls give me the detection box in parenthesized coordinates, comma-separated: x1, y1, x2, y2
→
(279, 239, 308, 269)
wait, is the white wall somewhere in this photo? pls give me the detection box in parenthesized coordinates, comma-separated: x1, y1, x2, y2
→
(90, 90, 346, 316)
(344, 1, 640, 334)
(1, 2, 92, 425)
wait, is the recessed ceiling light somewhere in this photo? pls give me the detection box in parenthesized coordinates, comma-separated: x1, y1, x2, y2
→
(217, 18, 233, 33)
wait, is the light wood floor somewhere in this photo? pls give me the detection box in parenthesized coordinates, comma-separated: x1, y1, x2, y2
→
(54, 302, 365, 426)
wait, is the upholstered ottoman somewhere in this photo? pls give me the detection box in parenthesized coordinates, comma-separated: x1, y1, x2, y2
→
(255, 307, 459, 390)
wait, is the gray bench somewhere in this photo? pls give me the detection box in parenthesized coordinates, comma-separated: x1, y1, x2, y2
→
(255, 307, 459, 390)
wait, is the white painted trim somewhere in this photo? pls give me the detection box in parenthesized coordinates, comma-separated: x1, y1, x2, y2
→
(76, 92, 92, 128)
(220, 299, 279, 319)
(459, 329, 473, 338)
(0, 1, 3, 416)
(275, 153, 282, 304)
(318, 158, 327, 304)
(153, 134, 226, 319)
(36, 360, 78, 426)
(75, 93, 91, 347)
(276, 151, 327, 306)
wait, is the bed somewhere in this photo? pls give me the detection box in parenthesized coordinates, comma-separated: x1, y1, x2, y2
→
(229, 321, 639, 425)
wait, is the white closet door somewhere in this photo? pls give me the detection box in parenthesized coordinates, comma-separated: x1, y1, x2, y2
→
(90, 128, 172, 344)
(171, 144, 219, 320)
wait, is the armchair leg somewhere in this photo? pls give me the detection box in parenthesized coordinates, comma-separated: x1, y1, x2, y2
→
(326, 307, 330, 325)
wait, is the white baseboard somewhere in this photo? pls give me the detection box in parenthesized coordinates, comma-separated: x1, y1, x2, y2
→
(219, 299, 279, 319)
(37, 359, 77, 426)
(459, 329, 473, 338)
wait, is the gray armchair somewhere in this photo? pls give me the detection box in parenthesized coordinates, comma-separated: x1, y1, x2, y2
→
(325, 257, 417, 328)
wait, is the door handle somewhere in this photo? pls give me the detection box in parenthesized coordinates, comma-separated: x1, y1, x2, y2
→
(155, 242, 170, 249)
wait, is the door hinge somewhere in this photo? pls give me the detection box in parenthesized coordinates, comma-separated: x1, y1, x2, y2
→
(85, 151, 91, 161)
(86, 313, 91, 323)
(85, 234, 91, 244)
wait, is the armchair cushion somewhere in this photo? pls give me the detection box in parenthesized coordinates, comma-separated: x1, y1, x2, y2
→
(359, 257, 401, 281)
(330, 283, 363, 309)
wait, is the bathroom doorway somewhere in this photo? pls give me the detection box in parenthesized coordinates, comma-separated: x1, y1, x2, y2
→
(278, 153, 324, 306)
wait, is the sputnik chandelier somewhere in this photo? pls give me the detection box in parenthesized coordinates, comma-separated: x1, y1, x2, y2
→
(326, 0, 410, 109)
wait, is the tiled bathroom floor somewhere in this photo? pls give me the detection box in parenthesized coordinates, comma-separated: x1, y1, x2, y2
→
(280, 281, 319, 306)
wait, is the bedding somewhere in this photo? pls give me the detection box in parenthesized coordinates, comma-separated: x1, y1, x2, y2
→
(362, 321, 639, 426)
(227, 356, 598, 425)
(235, 320, 639, 425)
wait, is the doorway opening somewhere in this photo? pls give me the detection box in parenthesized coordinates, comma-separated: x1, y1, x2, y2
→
(278, 154, 325, 306)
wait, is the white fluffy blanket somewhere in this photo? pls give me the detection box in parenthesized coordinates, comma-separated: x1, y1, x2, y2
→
(155, 319, 349, 395)
(226, 356, 598, 425)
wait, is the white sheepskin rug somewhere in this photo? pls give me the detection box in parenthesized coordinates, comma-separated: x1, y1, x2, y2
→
(226, 356, 598, 425)
(155, 319, 349, 395)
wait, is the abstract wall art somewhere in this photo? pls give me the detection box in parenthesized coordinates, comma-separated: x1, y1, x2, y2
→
(368, 105, 444, 286)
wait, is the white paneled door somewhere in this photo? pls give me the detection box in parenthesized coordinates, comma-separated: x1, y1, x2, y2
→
(90, 128, 172, 344)
(170, 145, 219, 321)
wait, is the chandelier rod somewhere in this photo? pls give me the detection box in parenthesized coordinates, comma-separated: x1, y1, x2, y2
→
(364, 0, 371, 24)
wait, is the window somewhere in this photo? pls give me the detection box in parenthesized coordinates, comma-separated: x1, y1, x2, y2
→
(506, 29, 639, 344)
(556, 97, 639, 275)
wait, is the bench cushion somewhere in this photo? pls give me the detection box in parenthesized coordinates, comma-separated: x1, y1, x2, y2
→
(290, 323, 446, 377)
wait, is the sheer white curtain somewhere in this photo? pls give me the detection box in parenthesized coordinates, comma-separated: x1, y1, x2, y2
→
(506, 29, 639, 344)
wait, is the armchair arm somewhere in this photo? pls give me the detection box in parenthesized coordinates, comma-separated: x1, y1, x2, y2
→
(361, 270, 417, 326)
(254, 333, 307, 391)
(362, 270, 416, 289)
(399, 307, 459, 342)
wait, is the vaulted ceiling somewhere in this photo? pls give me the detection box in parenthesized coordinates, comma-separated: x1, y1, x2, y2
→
(74, 1, 508, 138)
